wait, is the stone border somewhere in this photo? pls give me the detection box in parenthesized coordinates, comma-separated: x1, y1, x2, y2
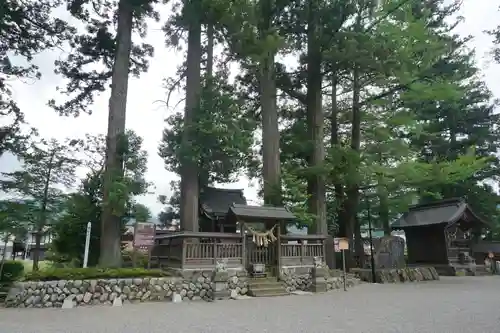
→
(5, 270, 248, 308)
(352, 266, 440, 283)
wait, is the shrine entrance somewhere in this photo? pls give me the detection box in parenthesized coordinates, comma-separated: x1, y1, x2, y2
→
(225, 205, 296, 277)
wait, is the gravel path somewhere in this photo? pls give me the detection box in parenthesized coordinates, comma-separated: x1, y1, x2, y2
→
(1, 276, 499, 333)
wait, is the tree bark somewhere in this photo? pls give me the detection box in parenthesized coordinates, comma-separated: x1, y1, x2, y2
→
(33, 149, 55, 271)
(306, 0, 326, 235)
(180, 0, 202, 232)
(0, 236, 8, 278)
(330, 72, 347, 237)
(99, 0, 134, 267)
(345, 66, 362, 268)
(259, 0, 281, 207)
(206, 23, 214, 79)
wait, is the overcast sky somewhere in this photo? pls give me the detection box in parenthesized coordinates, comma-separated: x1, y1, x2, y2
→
(0, 1, 498, 216)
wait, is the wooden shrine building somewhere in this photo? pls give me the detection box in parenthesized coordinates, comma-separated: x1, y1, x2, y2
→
(199, 187, 247, 233)
(153, 202, 327, 275)
(391, 198, 489, 275)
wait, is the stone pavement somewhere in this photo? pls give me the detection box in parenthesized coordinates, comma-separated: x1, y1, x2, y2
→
(1, 276, 499, 333)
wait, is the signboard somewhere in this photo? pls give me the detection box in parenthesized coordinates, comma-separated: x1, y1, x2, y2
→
(338, 237, 349, 250)
(334, 238, 340, 252)
(133, 222, 156, 251)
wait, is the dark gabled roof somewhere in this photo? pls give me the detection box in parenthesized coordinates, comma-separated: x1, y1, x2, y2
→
(199, 187, 247, 218)
(391, 198, 489, 229)
(226, 204, 296, 223)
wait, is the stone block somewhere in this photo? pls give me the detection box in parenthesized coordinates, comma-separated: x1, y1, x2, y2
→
(112, 297, 123, 307)
(62, 298, 74, 309)
(171, 293, 182, 303)
(311, 282, 327, 293)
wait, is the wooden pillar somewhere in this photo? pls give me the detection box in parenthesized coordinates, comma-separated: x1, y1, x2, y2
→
(241, 221, 246, 269)
(276, 222, 281, 279)
(181, 237, 187, 269)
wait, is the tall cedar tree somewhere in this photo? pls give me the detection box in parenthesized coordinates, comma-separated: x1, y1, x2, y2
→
(50, 0, 157, 267)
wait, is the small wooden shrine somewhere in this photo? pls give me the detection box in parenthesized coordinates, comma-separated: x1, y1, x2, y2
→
(153, 202, 327, 276)
(199, 187, 247, 233)
(391, 198, 489, 275)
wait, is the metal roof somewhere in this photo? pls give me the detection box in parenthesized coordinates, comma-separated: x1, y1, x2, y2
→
(391, 198, 488, 229)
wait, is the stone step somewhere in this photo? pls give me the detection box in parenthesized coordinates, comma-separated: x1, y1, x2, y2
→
(248, 281, 283, 289)
(248, 288, 289, 297)
(248, 277, 279, 284)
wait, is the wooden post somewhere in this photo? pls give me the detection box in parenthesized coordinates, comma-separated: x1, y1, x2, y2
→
(213, 241, 218, 265)
(276, 222, 281, 279)
(301, 241, 306, 266)
(181, 237, 187, 269)
(322, 238, 327, 263)
(241, 221, 246, 269)
(342, 249, 347, 291)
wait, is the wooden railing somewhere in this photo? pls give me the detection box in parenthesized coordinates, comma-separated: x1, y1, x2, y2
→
(152, 232, 243, 269)
(152, 231, 327, 270)
(280, 234, 326, 266)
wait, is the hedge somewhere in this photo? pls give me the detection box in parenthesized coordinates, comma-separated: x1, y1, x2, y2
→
(24, 267, 173, 281)
(0, 260, 25, 283)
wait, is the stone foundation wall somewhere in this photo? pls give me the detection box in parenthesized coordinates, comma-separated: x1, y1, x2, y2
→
(353, 266, 440, 283)
(280, 266, 359, 292)
(5, 270, 248, 308)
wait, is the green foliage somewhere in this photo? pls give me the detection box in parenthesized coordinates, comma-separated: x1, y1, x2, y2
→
(48, 0, 158, 116)
(1, 139, 80, 269)
(159, 74, 256, 186)
(24, 267, 172, 281)
(122, 250, 149, 268)
(0, 261, 25, 283)
(131, 203, 152, 222)
(50, 130, 150, 266)
(0, 0, 73, 156)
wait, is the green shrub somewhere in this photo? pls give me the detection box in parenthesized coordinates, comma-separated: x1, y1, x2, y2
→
(24, 267, 172, 281)
(0, 260, 25, 283)
(122, 249, 149, 268)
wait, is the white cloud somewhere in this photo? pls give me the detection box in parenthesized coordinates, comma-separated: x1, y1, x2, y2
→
(1, 1, 498, 214)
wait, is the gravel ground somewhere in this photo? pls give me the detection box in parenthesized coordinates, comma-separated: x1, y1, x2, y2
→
(1, 276, 499, 333)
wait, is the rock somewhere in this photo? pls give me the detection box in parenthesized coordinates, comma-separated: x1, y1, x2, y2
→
(83, 292, 92, 303)
(141, 291, 151, 301)
(110, 293, 117, 302)
(133, 278, 143, 286)
(25, 295, 35, 305)
(50, 294, 58, 302)
(76, 294, 84, 302)
(187, 291, 194, 299)
(112, 297, 123, 307)
(73, 280, 83, 288)
(62, 298, 74, 309)
(57, 281, 66, 288)
(172, 293, 182, 303)
(123, 285, 131, 294)
(230, 289, 238, 299)
(71, 288, 79, 294)
(180, 289, 187, 297)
